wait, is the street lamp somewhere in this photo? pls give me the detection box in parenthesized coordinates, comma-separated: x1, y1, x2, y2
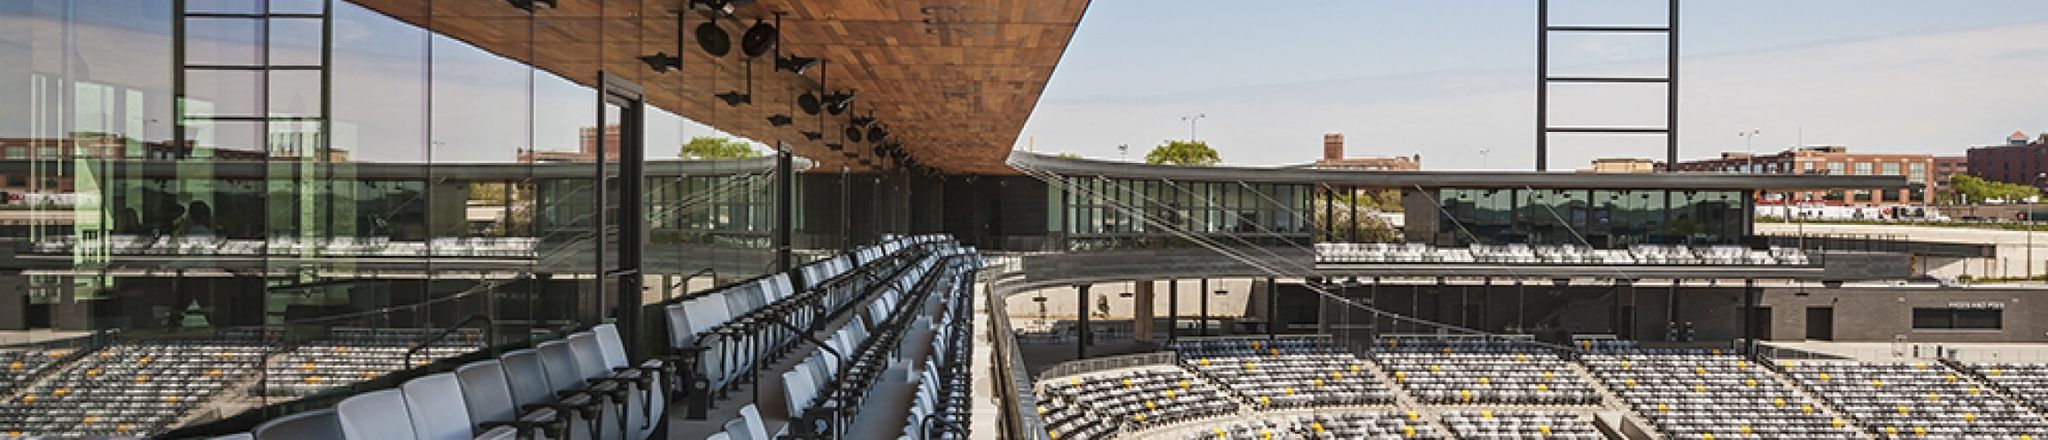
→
(1181, 114, 1206, 142)
(1737, 129, 1762, 173)
(1478, 148, 1492, 170)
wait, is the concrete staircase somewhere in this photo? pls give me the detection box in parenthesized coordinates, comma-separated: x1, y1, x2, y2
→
(1758, 358, 1878, 440)
(1562, 357, 1661, 440)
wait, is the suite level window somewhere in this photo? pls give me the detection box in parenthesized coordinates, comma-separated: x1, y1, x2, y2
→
(1912, 308, 2001, 330)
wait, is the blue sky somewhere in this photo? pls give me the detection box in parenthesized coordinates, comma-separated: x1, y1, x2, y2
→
(1018, 0, 2048, 170)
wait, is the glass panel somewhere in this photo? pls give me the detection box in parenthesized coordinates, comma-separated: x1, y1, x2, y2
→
(267, 69, 321, 118)
(268, 17, 325, 67)
(185, 17, 264, 66)
(184, 69, 265, 117)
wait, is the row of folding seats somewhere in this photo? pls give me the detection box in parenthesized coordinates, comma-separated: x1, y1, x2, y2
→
(0, 339, 270, 438)
(1788, 361, 2048, 437)
(667, 237, 941, 417)
(263, 328, 485, 397)
(202, 323, 662, 440)
(1439, 411, 1602, 440)
(1312, 242, 1810, 266)
(1375, 352, 1600, 405)
(1970, 362, 2048, 410)
(35, 235, 541, 258)
(785, 253, 954, 437)
(1585, 355, 1856, 439)
(1180, 353, 1394, 409)
(1373, 335, 1543, 354)
(1172, 412, 1442, 440)
(1035, 367, 1237, 439)
(1, 347, 76, 397)
(1168, 336, 1345, 358)
(902, 265, 978, 440)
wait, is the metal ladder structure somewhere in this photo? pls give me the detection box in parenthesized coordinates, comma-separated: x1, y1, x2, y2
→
(1536, 0, 1679, 171)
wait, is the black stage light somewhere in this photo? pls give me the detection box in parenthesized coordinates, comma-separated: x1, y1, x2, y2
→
(639, 52, 681, 73)
(848, 116, 875, 127)
(825, 143, 844, 151)
(741, 19, 777, 58)
(801, 131, 824, 141)
(689, 0, 753, 16)
(766, 114, 794, 126)
(776, 54, 819, 74)
(715, 92, 751, 106)
(506, 0, 557, 12)
(696, 22, 732, 57)
(822, 91, 855, 115)
(797, 91, 822, 115)
(867, 125, 888, 142)
(844, 126, 864, 143)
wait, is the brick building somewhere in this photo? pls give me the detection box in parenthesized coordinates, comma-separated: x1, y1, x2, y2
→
(1670, 146, 1935, 205)
(1311, 133, 1420, 171)
(1966, 130, 2048, 189)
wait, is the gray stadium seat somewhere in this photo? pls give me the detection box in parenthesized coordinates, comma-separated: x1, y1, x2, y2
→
(336, 389, 417, 440)
(400, 373, 474, 440)
(253, 408, 342, 440)
(455, 360, 562, 440)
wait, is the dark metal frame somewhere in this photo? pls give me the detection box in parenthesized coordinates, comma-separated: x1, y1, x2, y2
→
(599, 71, 648, 359)
(1537, 0, 1680, 171)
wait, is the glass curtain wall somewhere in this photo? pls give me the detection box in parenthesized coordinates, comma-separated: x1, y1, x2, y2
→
(1433, 188, 1746, 247)
(0, 1, 780, 436)
(1054, 176, 1311, 250)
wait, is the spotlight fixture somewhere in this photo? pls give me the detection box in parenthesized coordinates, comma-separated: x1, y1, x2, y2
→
(506, 0, 557, 12)
(801, 131, 824, 141)
(688, 0, 754, 17)
(844, 125, 865, 143)
(776, 54, 820, 75)
(821, 91, 855, 115)
(797, 91, 822, 115)
(825, 143, 844, 151)
(715, 92, 751, 107)
(638, 52, 681, 73)
(695, 21, 732, 57)
(847, 116, 875, 127)
(740, 19, 778, 58)
(867, 124, 889, 142)
(766, 114, 794, 126)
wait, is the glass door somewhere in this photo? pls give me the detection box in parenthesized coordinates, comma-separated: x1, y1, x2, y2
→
(595, 72, 646, 356)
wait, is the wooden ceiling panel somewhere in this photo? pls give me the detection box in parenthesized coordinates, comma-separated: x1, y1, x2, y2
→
(348, 0, 1089, 175)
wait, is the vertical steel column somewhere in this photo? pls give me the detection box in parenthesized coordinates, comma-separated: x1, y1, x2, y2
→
(1076, 284, 1091, 359)
(1266, 277, 1278, 338)
(1167, 278, 1179, 344)
(1667, 0, 1682, 167)
(1742, 278, 1758, 353)
(1536, 0, 1549, 171)
(1199, 278, 1210, 336)
(776, 148, 794, 271)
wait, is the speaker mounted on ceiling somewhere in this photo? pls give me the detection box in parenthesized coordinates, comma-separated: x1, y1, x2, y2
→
(741, 18, 778, 59)
(506, 0, 557, 13)
(639, 53, 681, 73)
(766, 114, 794, 126)
(797, 91, 822, 115)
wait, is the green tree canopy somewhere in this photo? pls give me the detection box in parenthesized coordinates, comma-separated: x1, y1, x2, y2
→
(679, 136, 762, 160)
(1951, 175, 2040, 203)
(1143, 140, 1221, 166)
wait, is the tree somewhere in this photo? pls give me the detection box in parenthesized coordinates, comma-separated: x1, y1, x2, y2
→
(1951, 175, 2040, 204)
(1143, 140, 1221, 166)
(679, 136, 761, 160)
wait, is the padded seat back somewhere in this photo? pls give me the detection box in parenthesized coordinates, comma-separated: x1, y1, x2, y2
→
(401, 373, 474, 440)
(499, 349, 555, 406)
(454, 360, 521, 425)
(536, 340, 587, 393)
(336, 389, 417, 440)
(591, 324, 630, 369)
(253, 409, 343, 440)
(567, 332, 613, 379)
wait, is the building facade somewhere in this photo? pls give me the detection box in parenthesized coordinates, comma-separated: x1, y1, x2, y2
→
(1670, 146, 1936, 205)
(1966, 131, 2048, 189)
(1313, 132, 1421, 171)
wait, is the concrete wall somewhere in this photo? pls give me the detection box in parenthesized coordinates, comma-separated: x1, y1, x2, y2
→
(1762, 285, 2048, 343)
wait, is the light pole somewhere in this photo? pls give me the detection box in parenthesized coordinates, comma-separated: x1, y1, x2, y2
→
(1737, 129, 1762, 173)
(1181, 113, 1206, 142)
(1478, 148, 1491, 170)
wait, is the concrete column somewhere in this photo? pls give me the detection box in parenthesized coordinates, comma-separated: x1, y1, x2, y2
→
(1133, 280, 1156, 343)
(0, 273, 25, 330)
(1167, 279, 1179, 344)
(1076, 284, 1091, 359)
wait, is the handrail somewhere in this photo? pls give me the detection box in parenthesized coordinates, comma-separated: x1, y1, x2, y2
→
(403, 314, 493, 370)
